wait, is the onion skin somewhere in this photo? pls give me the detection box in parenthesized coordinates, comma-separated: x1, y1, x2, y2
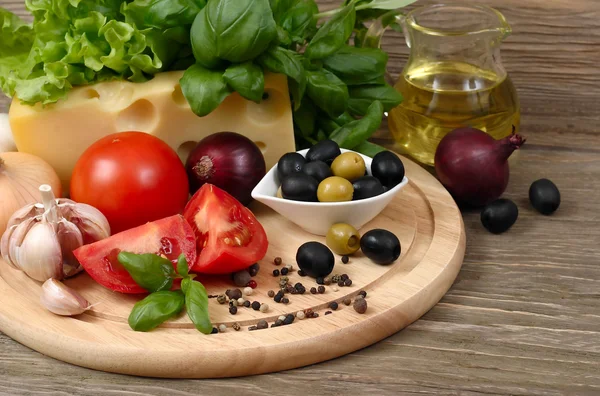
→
(185, 132, 266, 205)
(434, 127, 525, 207)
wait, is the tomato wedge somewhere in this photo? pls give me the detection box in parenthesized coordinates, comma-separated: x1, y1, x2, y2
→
(183, 184, 268, 274)
(73, 215, 196, 294)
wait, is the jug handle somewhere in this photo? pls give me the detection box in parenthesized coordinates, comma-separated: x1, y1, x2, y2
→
(358, 10, 406, 85)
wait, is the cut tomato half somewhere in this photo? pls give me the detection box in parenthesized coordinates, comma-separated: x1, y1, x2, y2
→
(74, 215, 196, 294)
(183, 184, 268, 274)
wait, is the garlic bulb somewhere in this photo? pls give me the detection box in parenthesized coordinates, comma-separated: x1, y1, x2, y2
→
(40, 278, 90, 316)
(0, 184, 110, 282)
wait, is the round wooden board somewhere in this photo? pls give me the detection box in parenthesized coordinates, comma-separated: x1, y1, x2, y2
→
(0, 155, 465, 378)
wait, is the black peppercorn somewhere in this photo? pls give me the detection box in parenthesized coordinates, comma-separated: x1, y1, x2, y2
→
(329, 301, 338, 310)
(283, 314, 295, 325)
(343, 297, 351, 306)
(325, 311, 332, 315)
(229, 305, 238, 315)
(341, 274, 349, 281)
(316, 277, 324, 285)
(275, 319, 283, 326)
(282, 297, 289, 304)
(341, 255, 349, 264)
(337, 280, 345, 287)
(274, 257, 282, 266)
(286, 285, 295, 294)
(274, 292, 283, 303)
(251, 301, 261, 311)
(249, 263, 260, 277)
(310, 287, 317, 294)
(318, 285, 325, 294)
(344, 279, 352, 287)
(248, 326, 257, 331)
(268, 290, 275, 298)
(257, 320, 268, 330)
(243, 300, 251, 308)
(281, 267, 289, 276)
(211, 327, 218, 334)
(358, 290, 367, 298)
(226, 288, 243, 300)
(290, 288, 298, 295)
(273, 269, 280, 277)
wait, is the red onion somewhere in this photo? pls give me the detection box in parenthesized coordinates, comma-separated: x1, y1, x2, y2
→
(434, 127, 525, 207)
(185, 132, 266, 205)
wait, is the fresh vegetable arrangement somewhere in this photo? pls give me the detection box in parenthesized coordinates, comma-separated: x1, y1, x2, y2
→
(0, 0, 413, 155)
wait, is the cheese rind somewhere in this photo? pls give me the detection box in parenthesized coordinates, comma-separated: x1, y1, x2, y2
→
(9, 71, 295, 192)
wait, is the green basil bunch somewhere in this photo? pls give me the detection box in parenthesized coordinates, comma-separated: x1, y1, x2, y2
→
(180, 0, 415, 154)
(119, 252, 212, 334)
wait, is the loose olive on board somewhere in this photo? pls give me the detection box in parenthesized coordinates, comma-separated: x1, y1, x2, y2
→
(352, 176, 385, 200)
(277, 152, 305, 180)
(296, 241, 335, 278)
(302, 160, 332, 182)
(305, 140, 342, 164)
(529, 179, 560, 215)
(281, 173, 319, 202)
(326, 223, 361, 255)
(360, 229, 401, 265)
(371, 151, 405, 189)
(480, 199, 518, 234)
(317, 176, 354, 202)
(331, 152, 366, 182)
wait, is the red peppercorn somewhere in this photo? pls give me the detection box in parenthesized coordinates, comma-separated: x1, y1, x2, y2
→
(247, 279, 258, 289)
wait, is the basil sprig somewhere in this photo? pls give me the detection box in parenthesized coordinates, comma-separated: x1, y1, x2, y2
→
(120, 253, 213, 334)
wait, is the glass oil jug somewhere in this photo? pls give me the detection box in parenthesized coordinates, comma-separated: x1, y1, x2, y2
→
(363, 4, 520, 166)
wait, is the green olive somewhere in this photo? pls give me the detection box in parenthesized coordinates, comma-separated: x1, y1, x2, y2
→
(317, 177, 354, 202)
(331, 152, 366, 181)
(326, 223, 361, 255)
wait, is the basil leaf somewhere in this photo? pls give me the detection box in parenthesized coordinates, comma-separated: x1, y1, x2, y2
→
(258, 46, 306, 108)
(182, 278, 212, 334)
(322, 45, 388, 85)
(122, 0, 207, 30)
(276, 26, 292, 46)
(294, 98, 317, 137)
(360, 0, 419, 10)
(330, 100, 384, 149)
(304, 3, 356, 60)
(353, 140, 387, 157)
(348, 84, 403, 116)
(128, 291, 185, 332)
(180, 64, 231, 117)
(317, 115, 342, 135)
(334, 111, 355, 125)
(306, 69, 349, 118)
(280, 0, 319, 42)
(176, 254, 189, 278)
(223, 62, 265, 103)
(118, 252, 175, 293)
(191, 0, 277, 66)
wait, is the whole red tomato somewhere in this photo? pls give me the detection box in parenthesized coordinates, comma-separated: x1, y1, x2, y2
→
(71, 132, 189, 234)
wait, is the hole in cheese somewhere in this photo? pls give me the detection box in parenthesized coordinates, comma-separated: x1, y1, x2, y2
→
(177, 141, 198, 163)
(115, 99, 158, 133)
(84, 89, 100, 99)
(172, 85, 188, 107)
(246, 89, 286, 125)
(254, 141, 267, 154)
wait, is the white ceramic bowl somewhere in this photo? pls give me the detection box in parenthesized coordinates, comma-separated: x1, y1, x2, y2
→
(251, 148, 409, 236)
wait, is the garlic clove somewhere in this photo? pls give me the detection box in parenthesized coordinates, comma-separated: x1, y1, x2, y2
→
(68, 203, 111, 244)
(16, 222, 63, 281)
(40, 278, 90, 316)
(6, 216, 37, 271)
(6, 203, 41, 229)
(56, 220, 84, 278)
(0, 224, 18, 269)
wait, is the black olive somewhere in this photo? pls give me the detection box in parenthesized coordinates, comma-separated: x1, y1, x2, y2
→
(371, 151, 405, 189)
(296, 242, 335, 278)
(281, 174, 319, 202)
(306, 140, 341, 165)
(481, 199, 518, 234)
(277, 152, 305, 181)
(360, 229, 401, 265)
(352, 176, 385, 200)
(529, 179, 560, 215)
(302, 160, 332, 182)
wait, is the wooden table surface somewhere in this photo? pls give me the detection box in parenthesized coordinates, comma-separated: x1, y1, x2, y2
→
(1, 0, 599, 394)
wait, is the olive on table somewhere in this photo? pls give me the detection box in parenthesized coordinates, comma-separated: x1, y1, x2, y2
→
(302, 160, 332, 182)
(352, 176, 385, 200)
(331, 152, 366, 182)
(296, 241, 335, 278)
(317, 176, 354, 202)
(326, 223, 361, 255)
(371, 151, 405, 189)
(277, 152, 305, 180)
(305, 139, 341, 165)
(481, 199, 518, 234)
(360, 229, 401, 265)
(529, 179, 560, 215)
(281, 173, 319, 202)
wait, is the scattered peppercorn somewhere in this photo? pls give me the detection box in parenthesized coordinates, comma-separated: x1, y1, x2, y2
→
(285, 264, 293, 271)
(341, 274, 349, 281)
(243, 287, 253, 296)
(247, 279, 258, 289)
(286, 285, 295, 294)
(290, 288, 298, 295)
(329, 301, 339, 310)
(342, 255, 349, 264)
(248, 326, 257, 331)
(208, 295, 218, 299)
(274, 291, 284, 303)
(279, 277, 289, 290)
(278, 315, 287, 321)
(318, 285, 325, 294)
(282, 297, 290, 304)
(310, 287, 317, 294)
(218, 324, 227, 333)
(324, 276, 332, 286)
(251, 301, 260, 311)
(337, 280, 345, 287)
(325, 311, 332, 315)
(275, 319, 283, 326)
(343, 297, 352, 306)
(211, 327, 219, 334)
(233, 271, 252, 288)
(298, 269, 306, 277)
(244, 300, 251, 308)
(316, 277, 324, 285)
(358, 290, 367, 298)
(355, 294, 364, 300)
(274, 257, 282, 266)
(331, 274, 341, 283)
(354, 298, 367, 314)
(296, 311, 306, 320)
(283, 314, 295, 325)
(281, 267, 289, 276)
(257, 320, 268, 330)
(304, 309, 315, 318)
(268, 290, 275, 298)
(237, 298, 245, 306)
(272, 269, 280, 277)
(217, 294, 228, 304)
(229, 300, 235, 306)
(232, 322, 241, 331)
(344, 279, 352, 287)
(249, 263, 260, 277)
(229, 306, 238, 315)
(260, 303, 269, 313)
(226, 289, 243, 300)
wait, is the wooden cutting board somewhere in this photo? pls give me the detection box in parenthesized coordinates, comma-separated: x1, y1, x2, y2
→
(0, 155, 465, 378)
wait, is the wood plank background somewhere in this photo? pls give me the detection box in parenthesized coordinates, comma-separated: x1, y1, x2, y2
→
(1, 0, 599, 394)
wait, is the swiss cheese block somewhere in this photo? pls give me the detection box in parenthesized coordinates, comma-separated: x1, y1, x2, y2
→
(9, 71, 295, 192)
